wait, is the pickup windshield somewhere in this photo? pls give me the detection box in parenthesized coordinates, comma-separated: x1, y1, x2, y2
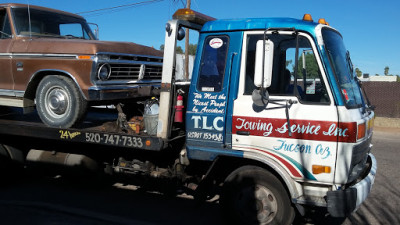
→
(12, 7, 95, 40)
(322, 28, 364, 108)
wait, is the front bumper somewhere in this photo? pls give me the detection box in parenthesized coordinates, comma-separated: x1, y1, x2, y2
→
(87, 83, 161, 101)
(326, 153, 377, 217)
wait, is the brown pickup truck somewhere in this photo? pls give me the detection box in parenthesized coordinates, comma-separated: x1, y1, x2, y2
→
(0, 3, 163, 128)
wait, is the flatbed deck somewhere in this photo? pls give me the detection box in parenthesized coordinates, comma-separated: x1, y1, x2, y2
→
(0, 107, 164, 151)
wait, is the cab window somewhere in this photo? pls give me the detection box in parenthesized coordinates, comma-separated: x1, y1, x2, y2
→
(243, 33, 329, 104)
(197, 36, 229, 92)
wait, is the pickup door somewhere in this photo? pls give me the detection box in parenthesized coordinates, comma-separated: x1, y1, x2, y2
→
(0, 8, 14, 96)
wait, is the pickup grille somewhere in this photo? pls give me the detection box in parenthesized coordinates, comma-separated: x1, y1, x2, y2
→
(109, 63, 163, 80)
(96, 53, 163, 81)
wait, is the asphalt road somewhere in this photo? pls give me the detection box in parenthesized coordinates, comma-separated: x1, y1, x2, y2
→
(0, 127, 399, 225)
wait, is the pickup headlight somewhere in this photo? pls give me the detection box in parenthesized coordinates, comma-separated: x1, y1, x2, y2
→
(97, 63, 111, 81)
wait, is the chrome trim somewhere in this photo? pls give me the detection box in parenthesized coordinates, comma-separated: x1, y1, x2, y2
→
(0, 53, 80, 59)
(0, 89, 17, 97)
(95, 79, 161, 86)
(15, 90, 24, 97)
(0, 53, 12, 58)
(138, 64, 145, 80)
(97, 63, 111, 81)
(0, 96, 24, 107)
(96, 52, 163, 61)
(87, 83, 161, 101)
(175, 81, 191, 85)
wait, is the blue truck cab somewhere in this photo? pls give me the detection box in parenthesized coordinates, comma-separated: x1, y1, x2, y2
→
(158, 9, 376, 225)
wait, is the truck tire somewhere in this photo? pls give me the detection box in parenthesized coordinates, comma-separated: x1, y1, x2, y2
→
(0, 144, 25, 182)
(36, 75, 87, 128)
(221, 166, 295, 225)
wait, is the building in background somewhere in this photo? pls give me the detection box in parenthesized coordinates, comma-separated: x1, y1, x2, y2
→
(360, 73, 398, 82)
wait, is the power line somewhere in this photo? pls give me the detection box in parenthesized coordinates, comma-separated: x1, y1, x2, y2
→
(76, 0, 164, 15)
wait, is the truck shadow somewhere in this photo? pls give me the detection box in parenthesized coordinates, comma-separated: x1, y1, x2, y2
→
(1, 152, 399, 225)
(0, 173, 224, 225)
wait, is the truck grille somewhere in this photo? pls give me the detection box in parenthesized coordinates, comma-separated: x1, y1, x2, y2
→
(109, 64, 163, 80)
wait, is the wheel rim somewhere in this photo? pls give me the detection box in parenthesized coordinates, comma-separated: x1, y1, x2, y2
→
(44, 86, 70, 118)
(235, 184, 278, 224)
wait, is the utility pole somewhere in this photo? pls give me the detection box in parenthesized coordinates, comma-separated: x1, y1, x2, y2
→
(184, 0, 191, 80)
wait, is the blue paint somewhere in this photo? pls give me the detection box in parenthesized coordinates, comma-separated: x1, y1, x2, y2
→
(187, 145, 244, 161)
(202, 18, 319, 35)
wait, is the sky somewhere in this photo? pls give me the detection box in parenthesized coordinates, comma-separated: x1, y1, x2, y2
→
(3, 0, 400, 76)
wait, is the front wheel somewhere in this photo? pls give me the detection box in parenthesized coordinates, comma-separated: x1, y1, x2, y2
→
(221, 166, 295, 225)
(36, 75, 87, 128)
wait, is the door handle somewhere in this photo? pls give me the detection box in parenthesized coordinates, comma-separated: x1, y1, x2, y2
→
(236, 131, 250, 135)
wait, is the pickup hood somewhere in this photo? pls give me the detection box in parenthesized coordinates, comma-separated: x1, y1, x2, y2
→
(13, 38, 163, 57)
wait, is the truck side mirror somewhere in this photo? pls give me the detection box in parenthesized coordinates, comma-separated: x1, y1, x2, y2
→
(177, 27, 185, 41)
(254, 39, 274, 88)
(88, 23, 99, 40)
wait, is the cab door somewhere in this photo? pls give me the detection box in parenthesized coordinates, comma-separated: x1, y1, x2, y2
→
(0, 8, 14, 94)
(186, 32, 242, 155)
(232, 31, 345, 183)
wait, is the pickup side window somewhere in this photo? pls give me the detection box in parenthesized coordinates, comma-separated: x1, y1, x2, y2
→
(0, 9, 12, 39)
(60, 23, 87, 39)
(197, 36, 229, 92)
(243, 33, 329, 104)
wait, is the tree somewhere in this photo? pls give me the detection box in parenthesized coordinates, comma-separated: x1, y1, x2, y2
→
(159, 44, 184, 54)
(285, 60, 293, 67)
(384, 66, 389, 76)
(188, 44, 197, 55)
(355, 68, 362, 77)
(296, 52, 319, 79)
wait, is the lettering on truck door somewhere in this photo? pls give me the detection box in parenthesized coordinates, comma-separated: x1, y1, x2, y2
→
(186, 32, 242, 151)
(232, 31, 354, 183)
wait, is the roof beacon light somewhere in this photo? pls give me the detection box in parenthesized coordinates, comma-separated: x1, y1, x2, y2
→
(173, 8, 216, 25)
(318, 18, 330, 26)
(303, 14, 313, 22)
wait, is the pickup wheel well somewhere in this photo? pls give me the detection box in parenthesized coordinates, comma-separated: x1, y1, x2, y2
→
(25, 72, 77, 103)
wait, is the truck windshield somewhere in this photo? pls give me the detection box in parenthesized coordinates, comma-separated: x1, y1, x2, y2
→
(322, 28, 364, 108)
(12, 7, 95, 40)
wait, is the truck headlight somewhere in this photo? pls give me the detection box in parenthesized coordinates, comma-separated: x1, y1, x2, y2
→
(97, 63, 111, 81)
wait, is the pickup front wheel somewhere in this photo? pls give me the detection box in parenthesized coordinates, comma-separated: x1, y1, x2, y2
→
(36, 75, 87, 128)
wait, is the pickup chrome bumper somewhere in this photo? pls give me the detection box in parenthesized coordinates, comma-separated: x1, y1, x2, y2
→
(326, 153, 377, 217)
(87, 83, 161, 101)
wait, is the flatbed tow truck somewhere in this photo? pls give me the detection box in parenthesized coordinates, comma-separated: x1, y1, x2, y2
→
(0, 8, 376, 225)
